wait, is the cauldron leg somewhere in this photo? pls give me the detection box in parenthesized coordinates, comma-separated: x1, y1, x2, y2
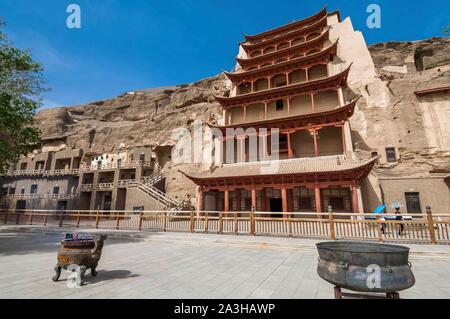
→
(386, 292, 400, 299)
(91, 266, 98, 277)
(79, 266, 87, 285)
(52, 266, 61, 282)
(334, 286, 342, 299)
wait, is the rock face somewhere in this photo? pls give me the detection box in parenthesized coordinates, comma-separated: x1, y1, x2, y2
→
(351, 36, 450, 176)
(32, 36, 450, 209)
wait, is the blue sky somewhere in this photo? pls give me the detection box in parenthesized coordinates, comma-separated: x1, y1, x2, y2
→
(0, 0, 449, 109)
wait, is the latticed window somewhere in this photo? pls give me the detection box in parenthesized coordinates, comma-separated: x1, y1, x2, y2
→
(217, 192, 224, 211)
(293, 187, 315, 211)
(256, 190, 263, 211)
(322, 187, 352, 211)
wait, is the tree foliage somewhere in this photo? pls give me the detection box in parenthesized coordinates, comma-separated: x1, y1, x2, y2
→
(0, 18, 46, 174)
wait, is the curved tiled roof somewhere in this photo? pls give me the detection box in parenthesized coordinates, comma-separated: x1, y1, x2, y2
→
(243, 7, 328, 42)
(226, 41, 338, 84)
(181, 156, 377, 181)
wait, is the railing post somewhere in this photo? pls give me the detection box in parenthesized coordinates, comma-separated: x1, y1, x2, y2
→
(376, 215, 383, 242)
(190, 208, 195, 233)
(95, 210, 100, 229)
(44, 214, 47, 226)
(234, 211, 238, 235)
(204, 212, 208, 233)
(15, 210, 20, 225)
(219, 211, 223, 234)
(328, 206, 335, 240)
(163, 212, 167, 232)
(250, 207, 255, 236)
(3, 211, 7, 224)
(288, 212, 292, 238)
(426, 205, 437, 245)
(76, 211, 81, 228)
(138, 208, 144, 231)
(59, 210, 64, 227)
(29, 209, 33, 225)
(116, 212, 120, 230)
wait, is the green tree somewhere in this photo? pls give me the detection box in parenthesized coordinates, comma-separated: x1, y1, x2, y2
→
(0, 18, 46, 174)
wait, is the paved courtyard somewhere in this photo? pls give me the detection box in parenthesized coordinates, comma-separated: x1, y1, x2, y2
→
(1, 225, 450, 299)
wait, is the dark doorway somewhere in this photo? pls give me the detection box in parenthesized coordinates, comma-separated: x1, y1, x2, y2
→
(16, 200, 26, 210)
(329, 197, 345, 211)
(57, 201, 67, 211)
(405, 192, 421, 214)
(270, 198, 283, 217)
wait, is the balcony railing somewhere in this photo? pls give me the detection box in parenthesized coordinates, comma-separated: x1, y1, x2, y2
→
(80, 160, 152, 171)
(8, 169, 80, 177)
(2, 193, 77, 200)
(80, 183, 114, 191)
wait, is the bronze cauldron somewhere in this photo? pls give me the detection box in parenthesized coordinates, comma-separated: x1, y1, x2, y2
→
(52, 234, 107, 284)
(317, 241, 415, 296)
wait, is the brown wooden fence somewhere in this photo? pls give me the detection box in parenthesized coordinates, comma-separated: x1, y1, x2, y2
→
(1, 208, 449, 244)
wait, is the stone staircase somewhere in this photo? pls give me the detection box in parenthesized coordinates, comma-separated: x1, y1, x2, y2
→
(128, 169, 190, 212)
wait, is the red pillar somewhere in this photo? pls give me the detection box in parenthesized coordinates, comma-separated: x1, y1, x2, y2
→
(352, 182, 359, 213)
(311, 93, 315, 112)
(313, 129, 319, 157)
(287, 98, 291, 116)
(341, 125, 346, 154)
(264, 102, 268, 119)
(260, 133, 268, 161)
(315, 186, 322, 216)
(281, 186, 288, 213)
(287, 132, 293, 159)
(224, 189, 229, 212)
(223, 109, 228, 125)
(251, 187, 257, 210)
(239, 137, 246, 163)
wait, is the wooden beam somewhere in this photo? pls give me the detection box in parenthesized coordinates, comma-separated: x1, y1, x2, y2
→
(224, 189, 229, 212)
(313, 129, 318, 157)
(281, 186, 288, 213)
(251, 187, 257, 210)
(287, 131, 293, 159)
(352, 182, 359, 213)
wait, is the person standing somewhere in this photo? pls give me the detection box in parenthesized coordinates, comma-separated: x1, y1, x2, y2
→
(395, 206, 404, 236)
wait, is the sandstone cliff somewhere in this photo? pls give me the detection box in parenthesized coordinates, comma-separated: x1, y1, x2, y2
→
(33, 37, 450, 202)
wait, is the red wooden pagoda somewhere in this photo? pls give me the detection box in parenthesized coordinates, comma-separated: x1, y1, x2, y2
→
(182, 7, 376, 215)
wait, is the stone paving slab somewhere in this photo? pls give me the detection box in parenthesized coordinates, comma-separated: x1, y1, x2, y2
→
(0, 225, 450, 299)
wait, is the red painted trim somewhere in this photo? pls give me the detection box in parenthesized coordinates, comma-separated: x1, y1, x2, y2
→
(215, 65, 351, 107)
(237, 29, 330, 69)
(228, 41, 338, 83)
(243, 7, 327, 42)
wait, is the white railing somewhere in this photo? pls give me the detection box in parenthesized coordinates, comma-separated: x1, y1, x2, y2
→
(80, 161, 152, 171)
(9, 169, 80, 177)
(2, 193, 77, 200)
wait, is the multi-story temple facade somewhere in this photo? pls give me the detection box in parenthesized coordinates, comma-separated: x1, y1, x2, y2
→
(182, 8, 377, 215)
(1, 7, 449, 215)
(0, 147, 184, 212)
